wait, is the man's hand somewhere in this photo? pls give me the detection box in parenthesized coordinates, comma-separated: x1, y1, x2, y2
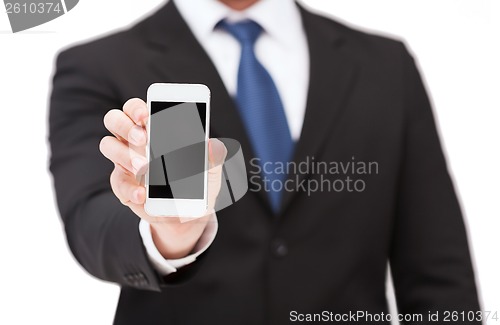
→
(99, 98, 227, 259)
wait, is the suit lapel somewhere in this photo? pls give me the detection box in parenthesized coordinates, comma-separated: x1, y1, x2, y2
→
(141, 2, 359, 216)
(143, 2, 247, 143)
(142, 2, 274, 211)
(279, 6, 359, 214)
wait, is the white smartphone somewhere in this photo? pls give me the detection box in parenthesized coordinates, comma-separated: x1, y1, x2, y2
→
(145, 83, 210, 217)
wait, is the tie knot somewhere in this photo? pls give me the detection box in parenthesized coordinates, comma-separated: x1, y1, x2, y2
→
(218, 19, 263, 46)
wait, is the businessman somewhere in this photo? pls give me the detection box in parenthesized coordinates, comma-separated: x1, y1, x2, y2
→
(49, 0, 481, 324)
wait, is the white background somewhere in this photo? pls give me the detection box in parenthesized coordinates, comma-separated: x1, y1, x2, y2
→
(0, 1, 498, 324)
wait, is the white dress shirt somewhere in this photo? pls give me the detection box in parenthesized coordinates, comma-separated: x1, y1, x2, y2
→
(140, 0, 310, 275)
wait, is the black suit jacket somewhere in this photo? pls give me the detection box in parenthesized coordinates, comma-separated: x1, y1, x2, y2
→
(49, 2, 480, 324)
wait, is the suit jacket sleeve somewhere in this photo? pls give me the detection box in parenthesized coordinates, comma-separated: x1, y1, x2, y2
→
(389, 46, 481, 318)
(49, 46, 203, 292)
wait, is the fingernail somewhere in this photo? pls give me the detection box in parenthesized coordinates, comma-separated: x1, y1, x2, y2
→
(129, 126, 144, 145)
(131, 157, 146, 173)
(132, 189, 141, 203)
(134, 111, 144, 124)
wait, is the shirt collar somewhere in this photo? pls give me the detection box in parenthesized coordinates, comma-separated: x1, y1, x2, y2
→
(173, 0, 303, 49)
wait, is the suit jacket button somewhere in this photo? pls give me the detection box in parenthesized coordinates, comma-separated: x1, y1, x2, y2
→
(124, 274, 136, 285)
(137, 272, 148, 286)
(272, 239, 288, 258)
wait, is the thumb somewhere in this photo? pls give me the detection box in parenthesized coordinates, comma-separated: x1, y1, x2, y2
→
(208, 138, 227, 169)
(207, 138, 227, 211)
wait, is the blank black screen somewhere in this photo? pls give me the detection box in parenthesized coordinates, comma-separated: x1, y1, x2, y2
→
(148, 101, 206, 199)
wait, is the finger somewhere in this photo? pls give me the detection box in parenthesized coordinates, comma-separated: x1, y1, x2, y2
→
(100, 136, 148, 175)
(110, 166, 146, 205)
(123, 98, 148, 126)
(103, 109, 126, 142)
(103, 109, 147, 146)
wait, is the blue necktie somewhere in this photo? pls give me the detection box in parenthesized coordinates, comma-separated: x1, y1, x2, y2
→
(219, 20, 294, 212)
